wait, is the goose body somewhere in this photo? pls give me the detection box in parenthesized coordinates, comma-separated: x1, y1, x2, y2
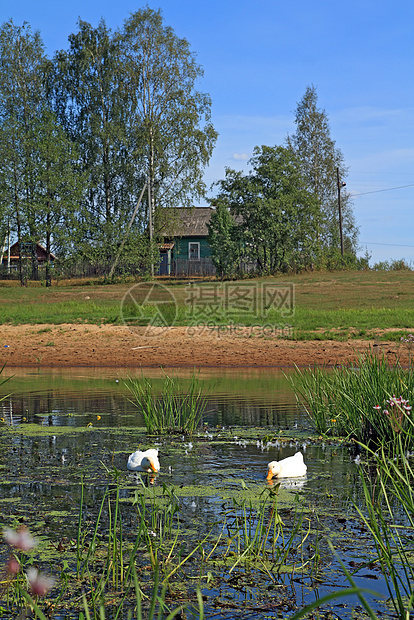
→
(266, 452, 307, 480)
(127, 448, 160, 473)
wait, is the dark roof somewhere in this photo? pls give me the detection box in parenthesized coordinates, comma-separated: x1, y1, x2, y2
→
(159, 207, 214, 238)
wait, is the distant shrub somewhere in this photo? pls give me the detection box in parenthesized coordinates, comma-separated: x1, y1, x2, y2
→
(312, 249, 370, 272)
(390, 258, 412, 271)
(372, 258, 412, 271)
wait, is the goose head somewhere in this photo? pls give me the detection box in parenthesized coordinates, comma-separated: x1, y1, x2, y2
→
(141, 450, 160, 473)
(266, 461, 281, 480)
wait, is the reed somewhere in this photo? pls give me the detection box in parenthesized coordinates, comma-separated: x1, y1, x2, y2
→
(126, 372, 208, 434)
(288, 542, 383, 620)
(290, 352, 414, 447)
(290, 430, 414, 620)
(355, 425, 414, 619)
(0, 364, 12, 402)
(72, 473, 200, 617)
(80, 567, 187, 620)
(222, 486, 316, 579)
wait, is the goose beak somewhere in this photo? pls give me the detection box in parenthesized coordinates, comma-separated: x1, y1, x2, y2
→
(266, 469, 273, 481)
(149, 460, 158, 473)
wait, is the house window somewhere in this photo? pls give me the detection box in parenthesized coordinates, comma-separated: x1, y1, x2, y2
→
(189, 242, 200, 260)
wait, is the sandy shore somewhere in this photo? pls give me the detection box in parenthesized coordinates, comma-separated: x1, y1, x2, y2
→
(0, 323, 406, 368)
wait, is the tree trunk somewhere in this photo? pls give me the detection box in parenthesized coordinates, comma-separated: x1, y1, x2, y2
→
(30, 237, 39, 281)
(45, 210, 52, 287)
(13, 166, 26, 287)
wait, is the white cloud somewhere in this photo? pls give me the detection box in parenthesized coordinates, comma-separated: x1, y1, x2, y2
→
(232, 153, 249, 161)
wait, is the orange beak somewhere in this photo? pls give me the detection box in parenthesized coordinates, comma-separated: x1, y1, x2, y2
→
(149, 460, 158, 473)
(266, 469, 273, 481)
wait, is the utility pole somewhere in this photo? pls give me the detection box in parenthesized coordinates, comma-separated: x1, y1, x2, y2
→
(337, 167, 345, 256)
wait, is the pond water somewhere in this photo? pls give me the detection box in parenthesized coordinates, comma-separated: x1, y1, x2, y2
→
(0, 368, 396, 618)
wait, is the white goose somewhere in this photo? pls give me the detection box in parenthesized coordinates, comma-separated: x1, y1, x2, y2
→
(266, 452, 307, 480)
(127, 448, 160, 473)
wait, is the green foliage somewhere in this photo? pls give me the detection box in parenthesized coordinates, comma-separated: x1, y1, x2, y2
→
(126, 373, 208, 435)
(372, 258, 413, 271)
(225, 488, 311, 575)
(212, 145, 320, 274)
(119, 7, 217, 212)
(0, 20, 50, 283)
(0, 11, 217, 277)
(287, 84, 359, 253)
(290, 352, 414, 447)
(312, 247, 371, 271)
(207, 200, 242, 278)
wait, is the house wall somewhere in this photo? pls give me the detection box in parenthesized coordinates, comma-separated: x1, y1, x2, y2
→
(174, 236, 212, 259)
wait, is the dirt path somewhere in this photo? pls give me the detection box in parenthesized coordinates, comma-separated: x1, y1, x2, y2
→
(0, 324, 406, 368)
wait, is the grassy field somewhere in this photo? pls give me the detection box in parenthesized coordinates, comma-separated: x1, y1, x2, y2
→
(0, 270, 413, 340)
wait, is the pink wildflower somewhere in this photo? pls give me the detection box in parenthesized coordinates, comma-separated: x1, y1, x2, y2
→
(6, 556, 20, 575)
(3, 527, 37, 551)
(27, 568, 55, 597)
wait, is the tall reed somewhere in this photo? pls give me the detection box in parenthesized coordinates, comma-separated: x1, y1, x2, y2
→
(73, 471, 201, 618)
(355, 421, 414, 618)
(223, 487, 316, 578)
(126, 372, 208, 434)
(290, 352, 414, 447)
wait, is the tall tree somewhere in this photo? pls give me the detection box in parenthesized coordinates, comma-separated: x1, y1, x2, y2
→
(119, 7, 217, 221)
(51, 19, 136, 260)
(28, 108, 85, 285)
(287, 85, 358, 253)
(0, 20, 48, 283)
(207, 201, 242, 279)
(212, 145, 320, 273)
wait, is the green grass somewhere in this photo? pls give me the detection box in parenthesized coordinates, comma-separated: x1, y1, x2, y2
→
(0, 270, 413, 340)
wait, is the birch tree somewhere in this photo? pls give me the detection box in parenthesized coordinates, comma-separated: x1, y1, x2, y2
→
(0, 20, 47, 282)
(119, 7, 217, 221)
(287, 85, 358, 253)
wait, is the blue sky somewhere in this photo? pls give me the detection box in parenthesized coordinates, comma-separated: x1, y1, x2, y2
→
(2, 0, 414, 265)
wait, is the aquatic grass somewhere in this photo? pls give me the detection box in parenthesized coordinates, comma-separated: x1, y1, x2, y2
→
(80, 568, 202, 620)
(222, 486, 314, 577)
(299, 428, 414, 620)
(288, 540, 383, 620)
(354, 429, 414, 619)
(126, 372, 208, 435)
(80, 568, 188, 620)
(290, 351, 414, 447)
(0, 364, 12, 404)
(58, 471, 203, 617)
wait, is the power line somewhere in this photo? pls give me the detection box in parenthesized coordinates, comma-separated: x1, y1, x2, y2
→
(360, 241, 414, 248)
(352, 183, 414, 197)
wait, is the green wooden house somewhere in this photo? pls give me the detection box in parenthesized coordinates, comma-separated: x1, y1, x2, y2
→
(158, 207, 215, 276)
